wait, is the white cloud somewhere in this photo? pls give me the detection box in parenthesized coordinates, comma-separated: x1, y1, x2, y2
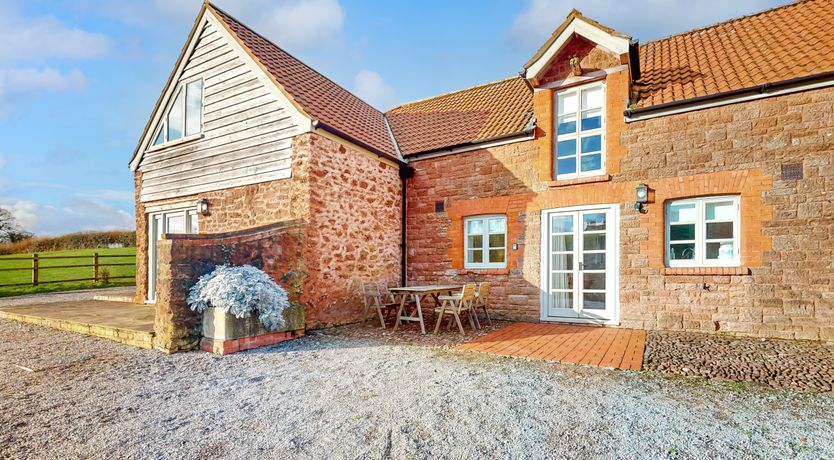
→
(218, 0, 346, 50)
(353, 70, 395, 109)
(508, 0, 779, 51)
(0, 198, 133, 236)
(0, 8, 110, 62)
(0, 68, 88, 117)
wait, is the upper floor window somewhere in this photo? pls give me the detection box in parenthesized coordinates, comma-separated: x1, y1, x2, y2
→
(554, 82, 605, 179)
(464, 215, 507, 269)
(153, 78, 203, 147)
(666, 196, 740, 267)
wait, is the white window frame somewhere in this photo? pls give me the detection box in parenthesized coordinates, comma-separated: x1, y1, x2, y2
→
(665, 195, 741, 267)
(553, 81, 606, 180)
(150, 77, 204, 150)
(464, 215, 507, 269)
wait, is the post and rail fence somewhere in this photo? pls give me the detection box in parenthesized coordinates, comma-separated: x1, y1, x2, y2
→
(0, 253, 135, 287)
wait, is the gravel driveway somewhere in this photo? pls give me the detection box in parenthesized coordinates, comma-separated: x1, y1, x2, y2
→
(1, 320, 833, 460)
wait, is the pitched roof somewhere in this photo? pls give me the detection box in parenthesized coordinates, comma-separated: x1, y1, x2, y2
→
(635, 0, 834, 108)
(386, 77, 534, 156)
(208, 4, 396, 157)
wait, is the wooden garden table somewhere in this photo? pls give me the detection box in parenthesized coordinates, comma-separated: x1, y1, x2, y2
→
(390, 285, 462, 334)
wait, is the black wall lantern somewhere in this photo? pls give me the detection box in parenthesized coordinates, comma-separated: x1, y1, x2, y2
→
(197, 198, 210, 216)
(634, 183, 649, 213)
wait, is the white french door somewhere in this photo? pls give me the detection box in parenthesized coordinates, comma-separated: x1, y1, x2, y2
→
(541, 204, 619, 324)
(147, 208, 199, 303)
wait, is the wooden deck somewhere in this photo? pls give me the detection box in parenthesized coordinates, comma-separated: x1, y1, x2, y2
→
(454, 322, 646, 370)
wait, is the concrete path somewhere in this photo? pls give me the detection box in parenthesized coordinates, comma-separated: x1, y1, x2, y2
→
(0, 286, 135, 308)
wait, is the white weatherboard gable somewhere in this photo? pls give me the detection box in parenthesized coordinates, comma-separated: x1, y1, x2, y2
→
(525, 17, 630, 81)
(136, 11, 312, 203)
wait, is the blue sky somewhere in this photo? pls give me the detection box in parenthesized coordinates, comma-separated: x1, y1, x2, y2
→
(0, 0, 784, 235)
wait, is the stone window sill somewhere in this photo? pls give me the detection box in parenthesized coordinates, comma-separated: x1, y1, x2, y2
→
(460, 268, 510, 275)
(663, 267, 750, 276)
(547, 174, 611, 187)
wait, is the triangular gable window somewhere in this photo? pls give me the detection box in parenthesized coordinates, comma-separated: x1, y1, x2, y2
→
(153, 79, 203, 147)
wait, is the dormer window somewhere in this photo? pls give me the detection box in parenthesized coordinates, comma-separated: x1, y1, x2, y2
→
(153, 78, 203, 147)
(554, 82, 605, 179)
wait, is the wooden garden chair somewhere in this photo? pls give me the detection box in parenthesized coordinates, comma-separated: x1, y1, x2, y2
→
(433, 284, 478, 335)
(360, 281, 399, 329)
(474, 282, 493, 326)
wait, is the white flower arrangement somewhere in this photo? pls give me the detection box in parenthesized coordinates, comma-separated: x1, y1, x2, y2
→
(187, 265, 291, 331)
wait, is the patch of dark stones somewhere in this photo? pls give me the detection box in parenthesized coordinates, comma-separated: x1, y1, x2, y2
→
(644, 330, 834, 392)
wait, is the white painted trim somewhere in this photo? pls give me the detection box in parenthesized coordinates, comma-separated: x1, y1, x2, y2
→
(463, 214, 507, 270)
(539, 203, 620, 326)
(526, 18, 629, 80)
(144, 199, 199, 213)
(664, 195, 741, 268)
(538, 65, 626, 90)
(553, 81, 606, 180)
(625, 77, 834, 122)
(405, 133, 534, 162)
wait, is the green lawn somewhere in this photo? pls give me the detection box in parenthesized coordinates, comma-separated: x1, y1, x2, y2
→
(0, 247, 136, 298)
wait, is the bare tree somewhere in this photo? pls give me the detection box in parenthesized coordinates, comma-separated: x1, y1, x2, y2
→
(0, 208, 25, 243)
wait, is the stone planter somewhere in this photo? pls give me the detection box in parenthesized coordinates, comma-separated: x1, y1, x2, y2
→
(200, 304, 305, 355)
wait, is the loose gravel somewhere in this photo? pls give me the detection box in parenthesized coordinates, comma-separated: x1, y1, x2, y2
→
(0, 287, 134, 308)
(645, 331, 834, 392)
(1, 320, 833, 460)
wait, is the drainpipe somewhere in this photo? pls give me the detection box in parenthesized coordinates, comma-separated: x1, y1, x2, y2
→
(399, 166, 414, 286)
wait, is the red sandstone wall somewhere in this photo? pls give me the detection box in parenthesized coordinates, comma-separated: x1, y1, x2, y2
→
(302, 132, 403, 327)
(405, 82, 834, 341)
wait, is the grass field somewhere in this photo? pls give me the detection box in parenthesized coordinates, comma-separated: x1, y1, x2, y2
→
(0, 247, 136, 298)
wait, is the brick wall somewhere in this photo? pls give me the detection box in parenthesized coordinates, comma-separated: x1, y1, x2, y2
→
(405, 75, 834, 340)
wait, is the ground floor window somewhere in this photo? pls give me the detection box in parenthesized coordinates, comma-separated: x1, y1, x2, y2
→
(464, 215, 506, 269)
(665, 196, 740, 267)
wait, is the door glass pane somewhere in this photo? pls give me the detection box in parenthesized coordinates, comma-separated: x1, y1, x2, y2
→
(166, 215, 185, 234)
(551, 234, 573, 252)
(167, 89, 184, 141)
(551, 291, 573, 309)
(185, 80, 203, 136)
(583, 273, 606, 290)
(551, 273, 573, 289)
(706, 222, 733, 239)
(583, 253, 606, 270)
(466, 219, 483, 235)
(551, 215, 573, 233)
(551, 254, 573, 270)
(670, 223, 695, 241)
(583, 213, 606, 231)
(669, 203, 696, 223)
(488, 249, 505, 263)
(467, 234, 483, 249)
(707, 242, 734, 260)
(580, 110, 601, 130)
(557, 158, 576, 175)
(557, 139, 576, 158)
(583, 233, 605, 251)
(669, 243, 695, 260)
(580, 154, 601, 172)
(583, 293, 606, 310)
(467, 250, 482, 263)
(706, 201, 735, 220)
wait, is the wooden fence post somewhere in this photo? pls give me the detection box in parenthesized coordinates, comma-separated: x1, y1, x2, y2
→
(94, 252, 99, 282)
(32, 253, 39, 286)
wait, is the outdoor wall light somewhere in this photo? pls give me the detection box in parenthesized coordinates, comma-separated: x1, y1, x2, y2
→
(197, 198, 210, 216)
(634, 183, 649, 213)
